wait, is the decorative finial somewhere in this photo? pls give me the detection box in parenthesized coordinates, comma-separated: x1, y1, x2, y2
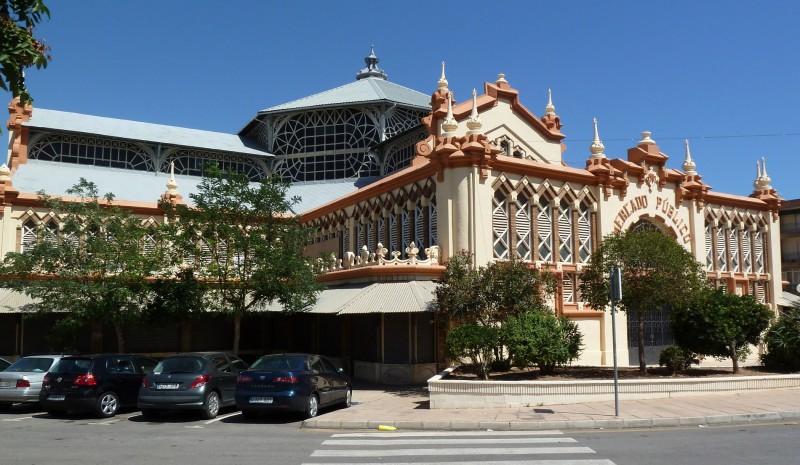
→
(589, 118, 606, 159)
(166, 161, 178, 193)
(356, 46, 388, 80)
(0, 163, 11, 182)
(682, 139, 697, 175)
(437, 61, 448, 89)
(466, 88, 482, 134)
(639, 131, 656, 145)
(545, 88, 555, 115)
(442, 92, 458, 135)
(496, 73, 508, 85)
(759, 156, 772, 189)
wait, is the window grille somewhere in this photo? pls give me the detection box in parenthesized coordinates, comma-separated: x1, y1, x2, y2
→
(716, 227, 727, 272)
(401, 210, 411, 258)
(377, 217, 386, 249)
(29, 134, 154, 171)
(272, 107, 380, 155)
(754, 231, 765, 273)
(428, 195, 438, 248)
(577, 203, 592, 263)
(537, 198, 553, 262)
(143, 228, 157, 256)
(389, 215, 398, 256)
(729, 228, 740, 272)
(414, 204, 426, 258)
(562, 272, 576, 304)
(341, 226, 349, 260)
(21, 219, 37, 252)
(705, 223, 714, 271)
(755, 281, 766, 304)
(366, 221, 375, 253)
(384, 108, 426, 139)
(742, 229, 752, 272)
(273, 151, 380, 182)
(492, 190, 510, 259)
(356, 223, 364, 252)
(162, 149, 266, 182)
(558, 199, 573, 263)
(384, 130, 427, 174)
(514, 194, 532, 261)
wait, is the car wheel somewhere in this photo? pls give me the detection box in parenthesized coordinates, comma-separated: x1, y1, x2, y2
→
(140, 409, 159, 420)
(342, 387, 352, 408)
(0, 402, 12, 411)
(95, 391, 119, 418)
(305, 393, 319, 419)
(241, 409, 258, 419)
(201, 391, 220, 420)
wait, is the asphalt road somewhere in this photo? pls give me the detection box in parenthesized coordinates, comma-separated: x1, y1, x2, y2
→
(2, 403, 798, 465)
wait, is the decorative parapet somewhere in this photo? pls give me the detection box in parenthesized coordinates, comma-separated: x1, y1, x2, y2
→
(317, 242, 440, 273)
(428, 370, 800, 408)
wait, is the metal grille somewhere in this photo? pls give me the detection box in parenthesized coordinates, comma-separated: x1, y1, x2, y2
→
(577, 203, 592, 264)
(341, 226, 349, 261)
(401, 210, 411, 258)
(558, 199, 573, 263)
(29, 133, 154, 171)
(415, 205, 426, 259)
(272, 107, 380, 155)
(754, 231, 765, 273)
(21, 219, 37, 252)
(515, 194, 532, 261)
(716, 227, 727, 272)
(366, 221, 375, 253)
(414, 313, 435, 363)
(384, 130, 427, 174)
(562, 272, 575, 304)
(705, 223, 714, 271)
(729, 228, 740, 272)
(428, 195, 438, 247)
(273, 151, 380, 182)
(492, 190, 510, 259)
(627, 306, 674, 347)
(384, 108, 426, 139)
(162, 149, 266, 182)
(537, 198, 553, 262)
(389, 215, 398, 256)
(377, 217, 386, 248)
(356, 223, 364, 252)
(742, 229, 752, 272)
(383, 314, 410, 364)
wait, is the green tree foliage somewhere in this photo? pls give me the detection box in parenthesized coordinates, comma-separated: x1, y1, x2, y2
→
(162, 167, 321, 355)
(761, 307, 800, 372)
(1, 179, 166, 352)
(445, 323, 500, 380)
(1, 0, 51, 103)
(503, 311, 583, 375)
(143, 268, 208, 326)
(579, 229, 708, 372)
(670, 288, 772, 373)
(658, 345, 699, 375)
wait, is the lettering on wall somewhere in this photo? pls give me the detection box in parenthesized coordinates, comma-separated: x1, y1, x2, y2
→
(613, 195, 692, 243)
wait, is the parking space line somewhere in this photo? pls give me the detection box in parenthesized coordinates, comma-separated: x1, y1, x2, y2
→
(203, 411, 240, 425)
(2, 416, 33, 422)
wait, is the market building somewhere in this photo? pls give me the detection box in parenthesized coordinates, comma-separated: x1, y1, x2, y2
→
(1, 50, 783, 383)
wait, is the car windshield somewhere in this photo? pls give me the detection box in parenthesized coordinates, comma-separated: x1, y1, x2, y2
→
(153, 357, 206, 374)
(250, 355, 307, 371)
(6, 357, 55, 373)
(51, 358, 93, 374)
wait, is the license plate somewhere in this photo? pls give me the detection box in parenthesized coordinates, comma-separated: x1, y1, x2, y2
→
(0, 381, 10, 388)
(156, 383, 180, 390)
(249, 396, 273, 404)
(48, 395, 65, 401)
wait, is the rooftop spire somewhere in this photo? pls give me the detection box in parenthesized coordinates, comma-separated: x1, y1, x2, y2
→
(466, 88, 482, 134)
(682, 139, 697, 175)
(589, 118, 606, 159)
(545, 88, 555, 115)
(437, 61, 448, 90)
(166, 161, 178, 194)
(442, 92, 458, 136)
(356, 45, 388, 81)
(759, 156, 772, 189)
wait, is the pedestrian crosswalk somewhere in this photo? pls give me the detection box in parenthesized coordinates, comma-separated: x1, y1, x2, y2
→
(302, 430, 616, 465)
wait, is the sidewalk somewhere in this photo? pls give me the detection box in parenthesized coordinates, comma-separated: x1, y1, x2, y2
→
(302, 384, 800, 431)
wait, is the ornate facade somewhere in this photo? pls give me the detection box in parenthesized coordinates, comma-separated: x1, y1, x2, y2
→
(1, 51, 783, 382)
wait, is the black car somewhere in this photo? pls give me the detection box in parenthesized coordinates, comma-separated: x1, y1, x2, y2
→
(235, 353, 351, 419)
(138, 352, 248, 420)
(40, 354, 156, 418)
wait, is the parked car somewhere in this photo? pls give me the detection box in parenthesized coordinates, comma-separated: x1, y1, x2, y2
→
(138, 352, 248, 420)
(0, 358, 10, 371)
(0, 355, 69, 410)
(40, 354, 156, 418)
(235, 353, 351, 419)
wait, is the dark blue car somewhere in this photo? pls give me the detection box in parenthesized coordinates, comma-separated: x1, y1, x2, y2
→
(235, 353, 351, 419)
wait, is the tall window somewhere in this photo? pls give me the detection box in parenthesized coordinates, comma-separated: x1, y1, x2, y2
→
(514, 193, 532, 260)
(536, 197, 553, 262)
(492, 190, 510, 259)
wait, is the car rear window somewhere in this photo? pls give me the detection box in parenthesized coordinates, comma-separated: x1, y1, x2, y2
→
(6, 357, 55, 373)
(51, 358, 93, 374)
(250, 355, 306, 371)
(153, 357, 206, 374)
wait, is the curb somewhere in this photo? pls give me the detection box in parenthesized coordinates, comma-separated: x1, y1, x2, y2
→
(302, 410, 800, 431)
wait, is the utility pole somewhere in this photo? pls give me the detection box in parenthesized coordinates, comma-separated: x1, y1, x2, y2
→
(610, 266, 622, 417)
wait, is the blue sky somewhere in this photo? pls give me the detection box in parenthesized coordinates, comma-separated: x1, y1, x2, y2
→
(5, 1, 799, 199)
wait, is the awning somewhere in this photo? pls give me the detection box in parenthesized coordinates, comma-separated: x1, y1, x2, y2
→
(0, 288, 40, 314)
(778, 291, 800, 309)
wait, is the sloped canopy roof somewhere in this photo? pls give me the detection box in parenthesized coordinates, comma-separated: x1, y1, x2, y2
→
(258, 77, 430, 114)
(25, 109, 272, 157)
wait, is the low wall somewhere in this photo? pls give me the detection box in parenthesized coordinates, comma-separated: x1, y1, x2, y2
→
(428, 367, 800, 409)
(355, 361, 438, 385)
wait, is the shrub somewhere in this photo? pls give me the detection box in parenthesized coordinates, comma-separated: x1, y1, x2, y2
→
(503, 311, 583, 375)
(445, 323, 500, 380)
(761, 309, 800, 372)
(658, 345, 699, 375)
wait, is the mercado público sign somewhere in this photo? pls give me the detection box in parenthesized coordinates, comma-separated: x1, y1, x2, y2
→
(613, 195, 692, 243)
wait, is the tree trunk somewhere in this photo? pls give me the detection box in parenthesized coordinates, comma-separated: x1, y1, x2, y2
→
(730, 342, 739, 374)
(113, 322, 125, 353)
(232, 313, 241, 356)
(637, 314, 646, 373)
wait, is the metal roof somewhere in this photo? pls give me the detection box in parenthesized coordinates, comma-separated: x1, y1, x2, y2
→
(10, 160, 373, 213)
(24, 108, 272, 157)
(258, 77, 431, 114)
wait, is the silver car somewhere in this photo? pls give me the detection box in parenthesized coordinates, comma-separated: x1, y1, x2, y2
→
(0, 355, 68, 410)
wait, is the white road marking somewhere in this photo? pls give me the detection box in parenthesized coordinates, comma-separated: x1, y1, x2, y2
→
(303, 461, 616, 465)
(311, 447, 596, 457)
(323, 437, 578, 446)
(331, 430, 565, 438)
(2, 416, 33, 422)
(203, 411, 240, 425)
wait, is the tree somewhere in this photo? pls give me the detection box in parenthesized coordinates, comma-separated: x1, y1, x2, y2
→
(503, 311, 583, 375)
(162, 167, 321, 355)
(1, 179, 166, 352)
(445, 323, 500, 380)
(671, 288, 772, 373)
(579, 229, 708, 372)
(761, 307, 800, 372)
(1, 0, 51, 103)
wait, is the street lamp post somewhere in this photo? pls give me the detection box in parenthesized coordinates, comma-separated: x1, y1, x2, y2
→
(610, 266, 622, 417)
